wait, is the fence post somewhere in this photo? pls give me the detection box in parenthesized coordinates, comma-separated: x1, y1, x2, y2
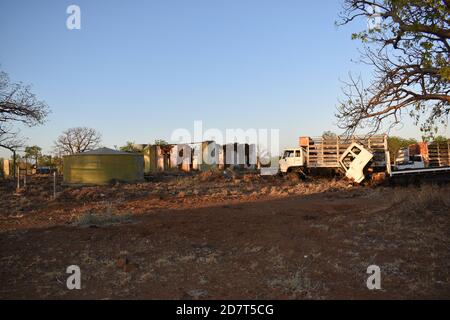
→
(24, 160, 27, 188)
(53, 171, 56, 199)
(16, 165, 20, 192)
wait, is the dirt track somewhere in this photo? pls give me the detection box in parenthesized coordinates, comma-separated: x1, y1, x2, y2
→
(0, 173, 449, 299)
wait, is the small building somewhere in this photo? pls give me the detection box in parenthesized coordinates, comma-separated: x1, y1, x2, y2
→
(219, 143, 256, 169)
(1, 159, 10, 178)
(142, 141, 256, 174)
(63, 148, 144, 185)
(169, 144, 193, 172)
(191, 141, 218, 171)
(144, 141, 219, 173)
(143, 144, 173, 173)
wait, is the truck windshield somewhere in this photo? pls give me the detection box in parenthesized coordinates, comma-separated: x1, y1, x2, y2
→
(283, 151, 295, 158)
(340, 153, 355, 170)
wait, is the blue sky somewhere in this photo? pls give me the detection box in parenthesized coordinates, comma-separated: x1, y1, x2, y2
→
(0, 0, 447, 157)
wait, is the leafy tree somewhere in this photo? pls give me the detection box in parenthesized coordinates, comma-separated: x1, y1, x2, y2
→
(322, 131, 338, 139)
(337, 0, 450, 134)
(431, 135, 449, 144)
(421, 134, 449, 143)
(37, 154, 53, 167)
(388, 136, 418, 161)
(434, 135, 449, 143)
(154, 139, 169, 146)
(54, 127, 102, 155)
(119, 141, 143, 153)
(24, 145, 42, 167)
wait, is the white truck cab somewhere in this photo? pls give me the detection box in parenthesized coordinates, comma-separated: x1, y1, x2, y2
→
(339, 143, 374, 183)
(279, 148, 307, 173)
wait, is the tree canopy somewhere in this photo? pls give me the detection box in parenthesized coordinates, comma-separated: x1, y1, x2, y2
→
(54, 127, 102, 155)
(0, 70, 49, 152)
(154, 139, 169, 146)
(24, 145, 42, 165)
(337, 0, 449, 135)
(322, 131, 338, 139)
(119, 141, 143, 153)
(387, 136, 418, 160)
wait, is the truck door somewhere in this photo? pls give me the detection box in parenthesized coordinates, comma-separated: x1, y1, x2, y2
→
(339, 143, 373, 183)
(294, 149, 303, 167)
(279, 150, 294, 172)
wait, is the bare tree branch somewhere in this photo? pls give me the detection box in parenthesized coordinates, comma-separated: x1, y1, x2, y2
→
(337, 0, 450, 135)
(0, 70, 48, 154)
(54, 127, 102, 155)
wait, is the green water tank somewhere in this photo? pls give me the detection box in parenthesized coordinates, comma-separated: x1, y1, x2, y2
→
(63, 148, 144, 185)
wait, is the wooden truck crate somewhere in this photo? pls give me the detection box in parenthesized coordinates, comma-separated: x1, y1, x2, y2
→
(302, 135, 389, 169)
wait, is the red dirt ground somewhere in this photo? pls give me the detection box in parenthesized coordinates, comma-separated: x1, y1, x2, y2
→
(0, 172, 449, 299)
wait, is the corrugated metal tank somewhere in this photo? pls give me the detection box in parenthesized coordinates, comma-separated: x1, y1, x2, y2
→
(63, 148, 144, 185)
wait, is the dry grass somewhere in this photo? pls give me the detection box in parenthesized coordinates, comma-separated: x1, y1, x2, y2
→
(391, 184, 450, 214)
(197, 169, 224, 182)
(75, 207, 133, 227)
(267, 268, 322, 298)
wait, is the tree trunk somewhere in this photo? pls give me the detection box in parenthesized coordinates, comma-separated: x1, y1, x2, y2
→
(12, 150, 16, 178)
